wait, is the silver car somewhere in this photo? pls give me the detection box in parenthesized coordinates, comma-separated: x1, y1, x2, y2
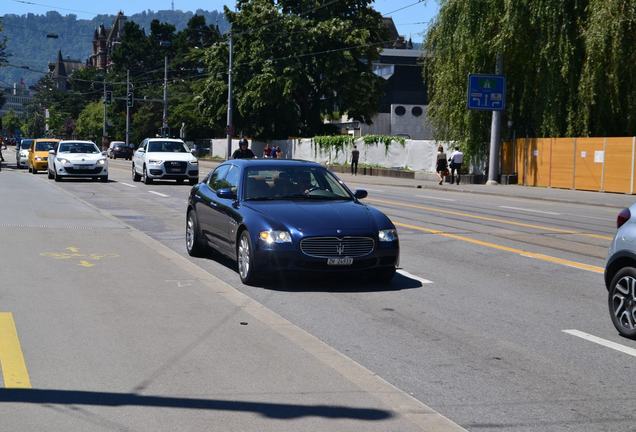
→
(605, 205, 636, 338)
(16, 139, 33, 168)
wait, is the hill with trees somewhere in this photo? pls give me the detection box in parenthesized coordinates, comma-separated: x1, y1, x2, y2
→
(0, 9, 228, 86)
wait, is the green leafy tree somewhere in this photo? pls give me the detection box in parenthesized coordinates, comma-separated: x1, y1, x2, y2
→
(75, 101, 104, 143)
(0, 20, 8, 109)
(199, 0, 387, 139)
(2, 110, 21, 136)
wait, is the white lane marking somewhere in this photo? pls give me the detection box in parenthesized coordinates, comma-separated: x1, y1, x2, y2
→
(360, 187, 385, 193)
(397, 270, 433, 284)
(563, 329, 636, 357)
(120, 182, 137, 188)
(148, 191, 170, 198)
(419, 195, 456, 202)
(499, 205, 560, 215)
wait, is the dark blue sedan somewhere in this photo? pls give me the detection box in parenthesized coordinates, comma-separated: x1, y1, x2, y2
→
(186, 160, 399, 285)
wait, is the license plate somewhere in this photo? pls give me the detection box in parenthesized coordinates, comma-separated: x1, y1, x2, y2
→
(327, 257, 353, 266)
(75, 165, 90, 170)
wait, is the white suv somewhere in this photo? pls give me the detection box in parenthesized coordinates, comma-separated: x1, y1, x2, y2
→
(48, 140, 108, 182)
(132, 138, 199, 185)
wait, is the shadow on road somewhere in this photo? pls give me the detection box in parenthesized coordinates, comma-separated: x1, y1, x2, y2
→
(260, 271, 423, 292)
(0, 389, 393, 421)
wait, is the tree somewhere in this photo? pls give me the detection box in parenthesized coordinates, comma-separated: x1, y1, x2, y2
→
(425, 0, 636, 164)
(75, 101, 104, 143)
(2, 110, 21, 136)
(0, 21, 8, 108)
(199, 0, 387, 139)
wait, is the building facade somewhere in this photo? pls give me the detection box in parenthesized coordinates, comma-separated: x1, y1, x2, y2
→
(48, 50, 85, 92)
(87, 12, 127, 70)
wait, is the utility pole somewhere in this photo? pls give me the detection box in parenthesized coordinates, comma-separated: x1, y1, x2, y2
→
(126, 69, 130, 146)
(102, 80, 107, 149)
(162, 54, 168, 137)
(226, 30, 233, 160)
(486, 53, 503, 185)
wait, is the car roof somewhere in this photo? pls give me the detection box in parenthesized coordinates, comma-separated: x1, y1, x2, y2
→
(59, 140, 97, 145)
(147, 138, 185, 142)
(34, 138, 61, 142)
(225, 159, 321, 168)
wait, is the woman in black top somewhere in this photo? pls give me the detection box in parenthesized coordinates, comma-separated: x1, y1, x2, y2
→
(435, 145, 448, 185)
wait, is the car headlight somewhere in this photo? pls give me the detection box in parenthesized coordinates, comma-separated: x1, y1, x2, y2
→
(97, 159, 106, 165)
(58, 158, 71, 165)
(148, 159, 163, 165)
(35, 157, 42, 161)
(259, 230, 292, 244)
(378, 229, 398, 242)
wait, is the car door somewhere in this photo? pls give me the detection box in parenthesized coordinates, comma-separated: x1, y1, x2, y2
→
(28, 142, 35, 169)
(215, 165, 242, 255)
(197, 164, 230, 250)
(133, 140, 147, 173)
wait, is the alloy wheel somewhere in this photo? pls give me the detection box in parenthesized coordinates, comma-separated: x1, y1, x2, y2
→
(238, 235, 250, 280)
(186, 215, 195, 252)
(611, 275, 636, 332)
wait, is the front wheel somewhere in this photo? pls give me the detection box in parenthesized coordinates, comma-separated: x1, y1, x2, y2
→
(132, 164, 141, 182)
(189, 177, 199, 185)
(32, 167, 37, 174)
(237, 231, 258, 285)
(100, 176, 108, 183)
(143, 166, 153, 184)
(54, 171, 62, 182)
(609, 267, 636, 339)
(48, 170, 54, 179)
(186, 210, 208, 257)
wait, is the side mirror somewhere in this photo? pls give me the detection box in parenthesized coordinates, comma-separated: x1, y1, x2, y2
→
(48, 149, 56, 155)
(354, 189, 368, 200)
(101, 151, 107, 156)
(216, 188, 236, 200)
(190, 149, 197, 155)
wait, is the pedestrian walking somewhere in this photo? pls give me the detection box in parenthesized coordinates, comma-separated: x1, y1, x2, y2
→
(449, 145, 464, 185)
(351, 145, 360, 175)
(232, 138, 256, 159)
(435, 145, 448, 185)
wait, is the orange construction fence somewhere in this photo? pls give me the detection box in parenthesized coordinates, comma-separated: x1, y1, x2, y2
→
(502, 137, 636, 194)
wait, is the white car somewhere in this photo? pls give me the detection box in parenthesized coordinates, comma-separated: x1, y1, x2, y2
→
(132, 138, 199, 185)
(16, 139, 32, 168)
(48, 140, 108, 182)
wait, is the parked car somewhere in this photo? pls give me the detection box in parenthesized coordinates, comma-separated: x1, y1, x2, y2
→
(132, 138, 199, 185)
(185, 159, 399, 285)
(605, 205, 636, 339)
(28, 139, 60, 174)
(16, 139, 33, 168)
(48, 140, 108, 182)
(107, 141, 133, 160)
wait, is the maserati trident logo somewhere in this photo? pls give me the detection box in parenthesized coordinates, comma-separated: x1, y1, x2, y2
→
(336, 242, 345, 256)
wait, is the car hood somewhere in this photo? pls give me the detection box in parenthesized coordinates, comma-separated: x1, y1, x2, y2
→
(33, 151, 50, 158)
(58, 153, 104, 163)
(146, 152, 195, 162)
(244, 200, 379, 235)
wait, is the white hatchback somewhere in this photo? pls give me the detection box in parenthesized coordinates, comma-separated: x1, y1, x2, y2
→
(132, 138, 199, 185)
(48, 140, 108, 182)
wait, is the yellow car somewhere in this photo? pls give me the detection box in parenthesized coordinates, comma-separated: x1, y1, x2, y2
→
(28, 139, 60, 174)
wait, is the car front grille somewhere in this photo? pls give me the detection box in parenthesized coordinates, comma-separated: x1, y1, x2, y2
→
(163, 161, 187, 174)
(300, 237, 375, 258)
(66, 166, 102, 175)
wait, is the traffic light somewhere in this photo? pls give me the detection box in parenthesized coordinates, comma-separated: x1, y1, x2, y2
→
(104, 91, 112, 105)
(126, 92, 134, 108)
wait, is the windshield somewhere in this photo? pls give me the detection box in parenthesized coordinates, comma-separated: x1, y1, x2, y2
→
(244, 166, 352, 201)
(148, 141, 188, 153)
(20, 140, 32, 149)
(58, 142, 100, 154)
(35, 141, 57, 151)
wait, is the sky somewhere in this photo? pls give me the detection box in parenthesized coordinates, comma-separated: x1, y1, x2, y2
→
(1, 0, 439, 43)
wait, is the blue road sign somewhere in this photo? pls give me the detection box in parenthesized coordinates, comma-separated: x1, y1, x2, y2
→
(467, 74, 506, 111)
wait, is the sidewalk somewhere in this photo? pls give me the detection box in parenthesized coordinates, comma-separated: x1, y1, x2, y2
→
(198, 160, 635, 209)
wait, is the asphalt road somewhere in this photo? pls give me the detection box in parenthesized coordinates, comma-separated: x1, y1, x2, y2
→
(2, 152, 635, 431)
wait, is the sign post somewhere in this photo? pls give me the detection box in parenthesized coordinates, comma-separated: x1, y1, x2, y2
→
(467, 55, 505, 184)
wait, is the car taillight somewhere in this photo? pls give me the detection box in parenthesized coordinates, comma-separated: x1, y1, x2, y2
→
(617, 208, 631, 229)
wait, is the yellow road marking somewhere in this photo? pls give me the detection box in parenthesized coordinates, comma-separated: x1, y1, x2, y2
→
(394, 221, 604, 274)
(41, 247, 118, 267)
(369, 198, 613, 241)
(0, 313, 31, 388)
